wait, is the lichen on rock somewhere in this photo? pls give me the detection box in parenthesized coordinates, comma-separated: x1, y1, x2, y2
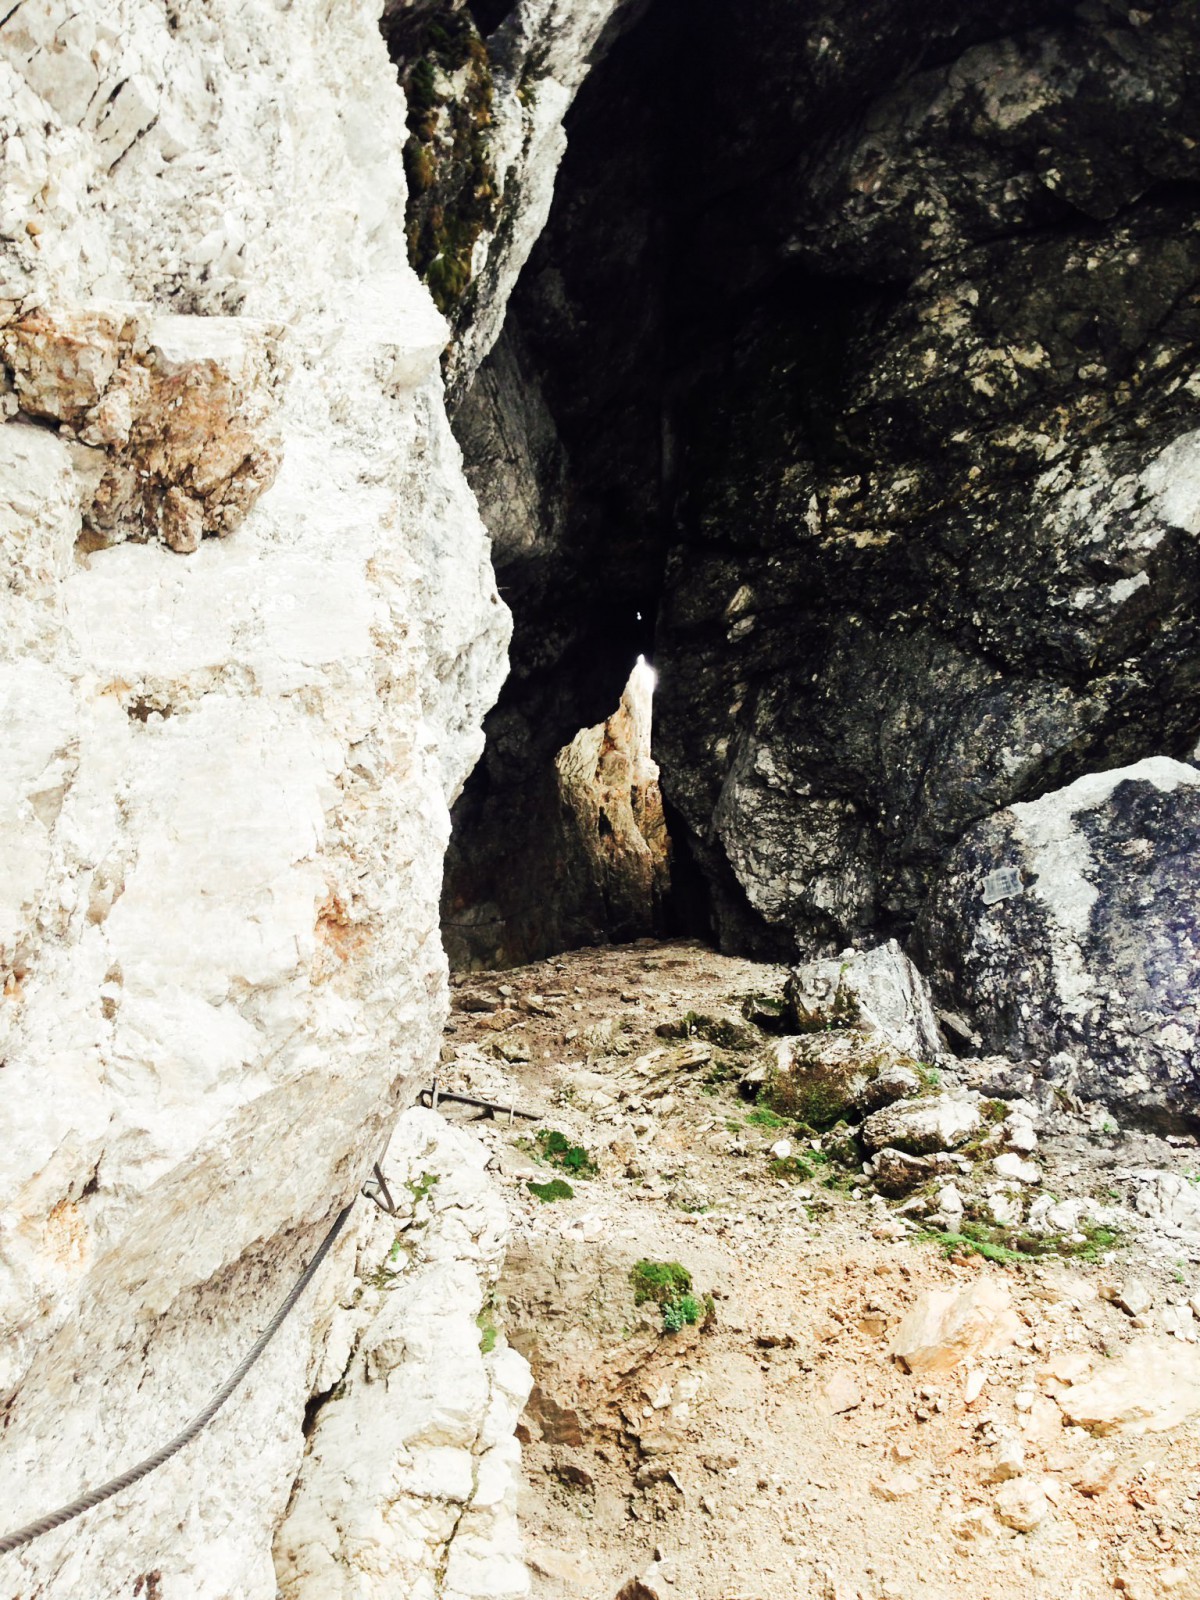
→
(2, 302, 282, 552)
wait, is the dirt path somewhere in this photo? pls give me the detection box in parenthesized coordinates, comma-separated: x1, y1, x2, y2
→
(438, 940, 1200, 1600)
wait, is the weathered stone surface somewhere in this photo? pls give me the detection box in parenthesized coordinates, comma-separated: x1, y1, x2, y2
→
(991, 1153, 1041, 1186)
(889, 1279, 1022, 1375)
(385, 0, 636, 399)
(1058, 1337, 1200, 1435)
(871, 1147, 938, 1197)
(861, 1094, 982, 1156)
(993, 1477, 1049, 1533)
(0, 1, 559, 1595)
(786, 940, 945, 1060)
(821, 1370, 862, 1414)
(850, 1062, 923, 1118)
(1134, 1172, 1200, 1234)
(2, 305, 282, 550)
(916, 759, 1200, 1125)
(275, 1111, 531, 1600)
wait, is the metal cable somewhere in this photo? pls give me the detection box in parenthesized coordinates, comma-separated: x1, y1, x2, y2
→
(0, 1201, 355, 1557)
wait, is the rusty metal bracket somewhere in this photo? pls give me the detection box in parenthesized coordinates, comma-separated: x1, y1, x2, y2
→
(418, 1078, 541, 1125)
(360, 1161, 398, 1215)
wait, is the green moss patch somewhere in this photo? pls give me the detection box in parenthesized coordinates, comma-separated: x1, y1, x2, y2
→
(746, 1105, 788, 1129)
(527, 1178, 574, 1203)
(388, 7, 498, 321)
(923, 1220, 1123, 1267)
(631, 1259, 693, 1305)
(768, 1154, 814, 1181)
(761, 1057, 859, 1131)
(631, 1260, 709, 1334)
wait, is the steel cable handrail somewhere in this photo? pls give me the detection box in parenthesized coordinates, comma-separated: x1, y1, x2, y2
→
(0, 1201, 354, 1557)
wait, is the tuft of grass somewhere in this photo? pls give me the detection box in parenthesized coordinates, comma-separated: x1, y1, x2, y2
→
(536, 1128, 597, 1178)
(527, 1178, 574, 1203)
(477, 1305, 498, 1355)
(916, 1064, 942, 1092)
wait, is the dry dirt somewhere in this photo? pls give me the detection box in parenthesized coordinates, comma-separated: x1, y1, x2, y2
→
(437, 939, 1200, 1600)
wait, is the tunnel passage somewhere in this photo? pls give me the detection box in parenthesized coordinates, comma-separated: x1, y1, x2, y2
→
(432, 0, 1200, 969)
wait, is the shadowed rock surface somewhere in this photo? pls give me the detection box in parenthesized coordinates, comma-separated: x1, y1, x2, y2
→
(449, 0, 1200, 962)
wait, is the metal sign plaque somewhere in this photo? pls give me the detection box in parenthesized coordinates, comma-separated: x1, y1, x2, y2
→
(982, 866, 1023, 905)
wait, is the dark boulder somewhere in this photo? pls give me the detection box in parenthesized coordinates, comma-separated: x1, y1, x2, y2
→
(914, 758, 1200, 1129)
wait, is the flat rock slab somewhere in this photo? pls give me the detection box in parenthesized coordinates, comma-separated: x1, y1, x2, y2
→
(1058, 1337, 1200, 1435)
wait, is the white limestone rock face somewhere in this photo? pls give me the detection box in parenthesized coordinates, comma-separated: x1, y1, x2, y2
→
(0, 3, 516, 1597)
(275, 1109, 532, 1600)
(916, 758, 1200, 1125)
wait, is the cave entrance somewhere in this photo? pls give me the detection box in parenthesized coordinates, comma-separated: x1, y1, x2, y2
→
(442, 656, 677, 971)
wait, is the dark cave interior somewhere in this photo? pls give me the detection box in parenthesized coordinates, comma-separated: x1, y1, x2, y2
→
(406, 0, 1200, 971)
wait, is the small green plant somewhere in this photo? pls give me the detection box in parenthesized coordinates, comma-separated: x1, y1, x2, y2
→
(662, 1294, 702, 1333)
(477, 1304, 499, 1354)
(916, 1064, 942, 1092)
(406, 1171, 440, 1204)
(536, 1129, 596, 1178)
(1186, 1171, 1200, 1187)
(527, 1178, 574, 1203)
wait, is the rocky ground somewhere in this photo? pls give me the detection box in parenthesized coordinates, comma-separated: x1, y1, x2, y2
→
(430, 938, 1200, 1600)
